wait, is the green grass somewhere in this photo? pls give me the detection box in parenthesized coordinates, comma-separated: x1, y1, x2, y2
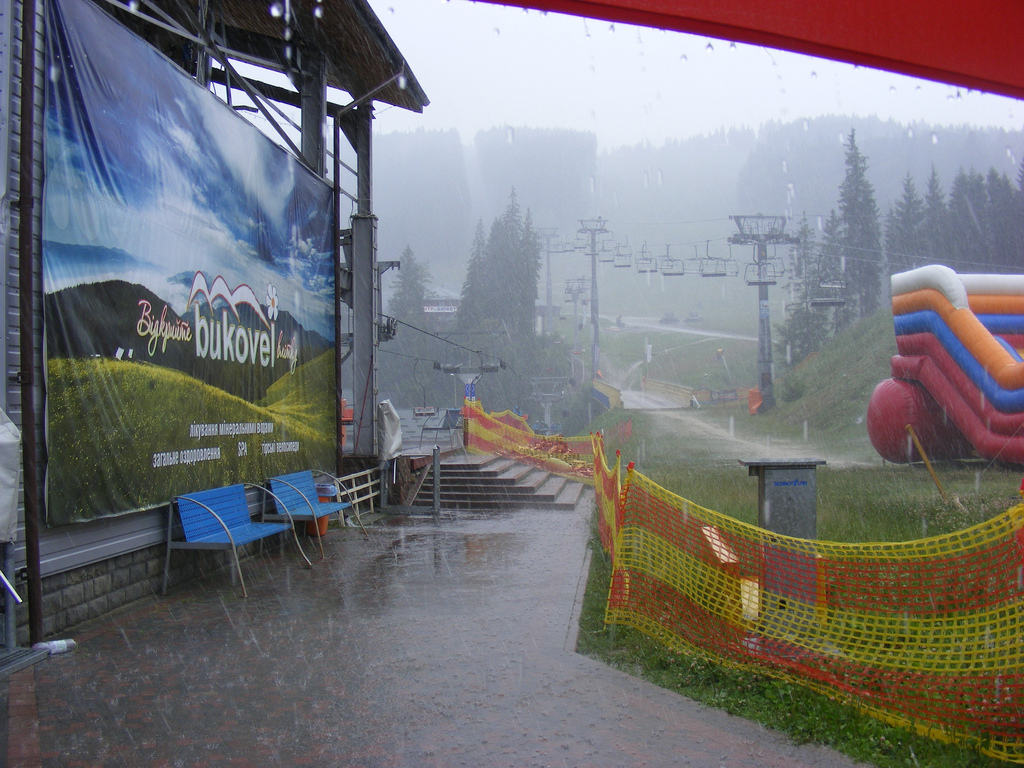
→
(46, 352, 337, 524)
(577, 532, 1004, 768)
(578, 309, 1023, 766)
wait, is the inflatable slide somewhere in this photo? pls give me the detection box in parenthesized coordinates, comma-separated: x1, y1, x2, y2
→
(868, 265, 1024, 464)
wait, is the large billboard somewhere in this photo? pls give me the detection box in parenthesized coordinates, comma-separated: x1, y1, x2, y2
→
(42, 0, 336, 525)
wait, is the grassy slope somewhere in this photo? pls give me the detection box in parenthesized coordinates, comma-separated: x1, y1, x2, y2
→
(46, 355, 335, 523)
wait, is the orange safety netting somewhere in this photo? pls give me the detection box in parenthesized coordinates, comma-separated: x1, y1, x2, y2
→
(462, 400, 594, 484)
(592, 434, 1024, 763)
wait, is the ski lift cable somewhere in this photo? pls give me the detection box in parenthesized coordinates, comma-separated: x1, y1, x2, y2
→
(392, 318, 529, 380)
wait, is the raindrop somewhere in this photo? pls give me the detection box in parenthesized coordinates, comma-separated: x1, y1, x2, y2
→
(907, 127, 914, 139)
(284, 25, 293, 41)
(127, 0, 138, 9)
(810, 70, 817, 79)
(48, 64, 60, 84)
(802, 120, 809, 131)
(506, 126, 515, 144)
(397, 74, 407, 90)
(803, 420, 808, 442)
(312, 5, 323, 18)
(729, 41, 736, 49)
(589, 175, 595, 193)
(269, 1, 283, 17)
(608, 23, 615, 31)
(764, 499, 771, 525)
(838, 133, 845, 144)
(931, 132, 939, 144)
(1008, 146, 1016, 164)
(786, 344, 792, 365)
(657, 169, 663, 185)
(975, 471, 981, 493)
(889, 85, 896, 94)
(493, 27, 500, 35)
(680, 54, 688, 62)
(728, 416, 734, 436)
(817, 215, 823, 231)
(781, 160, 787, 174)
(705, 41, 714, 53)
(643, 171, 649, 188)
(284, 44, 292, 61)
(840, 255, 846, 272)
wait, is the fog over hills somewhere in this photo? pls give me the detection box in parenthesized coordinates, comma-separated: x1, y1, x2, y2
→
(374, 116, 1024, 303)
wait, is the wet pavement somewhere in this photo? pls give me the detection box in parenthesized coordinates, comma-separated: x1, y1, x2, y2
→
(5, 493, 863, 767)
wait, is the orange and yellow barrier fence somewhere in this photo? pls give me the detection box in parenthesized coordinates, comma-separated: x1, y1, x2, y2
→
(593, 431, 1024, 763)
(462, 400, 594, 483)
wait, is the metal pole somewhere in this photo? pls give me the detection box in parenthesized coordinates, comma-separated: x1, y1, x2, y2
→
(590, 239, 599, 378)
(756, 242, 776, 410)
(333, 117, 344, 476)
(3, 543, 18, 649)
(18, 0, 44, 645)
(432, 445, 440, 516)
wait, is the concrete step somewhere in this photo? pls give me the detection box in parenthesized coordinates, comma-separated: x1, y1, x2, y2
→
(410, 455, 586, 511)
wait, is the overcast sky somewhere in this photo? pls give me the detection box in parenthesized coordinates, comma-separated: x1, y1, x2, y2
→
(365, 0, 1024, 151)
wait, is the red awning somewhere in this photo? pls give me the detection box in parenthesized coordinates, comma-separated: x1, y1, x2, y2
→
(481, 0, 1024, 101)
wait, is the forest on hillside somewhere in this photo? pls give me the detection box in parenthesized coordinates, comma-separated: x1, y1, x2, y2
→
(371, 116, 1024, 412)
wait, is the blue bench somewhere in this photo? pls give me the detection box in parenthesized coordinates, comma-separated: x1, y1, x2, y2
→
(163, 483, 311, 597)
(267, 470, 354, 557)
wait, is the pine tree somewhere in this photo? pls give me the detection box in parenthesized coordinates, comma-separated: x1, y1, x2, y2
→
(923, 165, 950, 266)
(947, 168, 988, 271)
(457, 222, 488, 332)
(837, 130, 882, 318)
(387, 245, 430, 324)
(776, 213, 831, 369)
(984, 168, 1020, 271)
(885, 173, 926, 274)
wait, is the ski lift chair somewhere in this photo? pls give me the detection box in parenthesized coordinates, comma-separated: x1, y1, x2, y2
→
(635, 245, 658, 273)
(613, 245, 633, 268)
(661, 257, 686, 276)
(810, 280, 846, 307)
(743, 261, 778, 285)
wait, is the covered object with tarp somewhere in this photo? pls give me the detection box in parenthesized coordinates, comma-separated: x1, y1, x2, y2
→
(479, 0, 1024, 101)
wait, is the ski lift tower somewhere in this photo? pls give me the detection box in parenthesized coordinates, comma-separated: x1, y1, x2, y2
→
(563, 277, 589, 387)
(531, 376, 569, 432)
(537, 229, 576, 336)
(577, 218, 610, 380)
(729, 215, 799, 413)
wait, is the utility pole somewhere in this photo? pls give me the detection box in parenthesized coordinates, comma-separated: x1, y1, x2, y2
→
(729, 215, 798, 413)
(577, 218, 609, 381)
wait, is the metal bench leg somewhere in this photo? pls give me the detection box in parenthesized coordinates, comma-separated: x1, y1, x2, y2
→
(163, 503, 174, 595)
(313, 519, 325, 560)
(289, 527, 312, 567)
(162, 546, 172, 595)
(230, 546, 248, 598)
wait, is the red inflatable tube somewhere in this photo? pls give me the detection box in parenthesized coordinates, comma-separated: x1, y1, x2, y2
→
(867, 377, 973, 463)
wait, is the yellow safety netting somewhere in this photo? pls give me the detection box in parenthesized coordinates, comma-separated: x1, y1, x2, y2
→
(462, 400, 594, 484)
(592, 433, 1024, 763)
